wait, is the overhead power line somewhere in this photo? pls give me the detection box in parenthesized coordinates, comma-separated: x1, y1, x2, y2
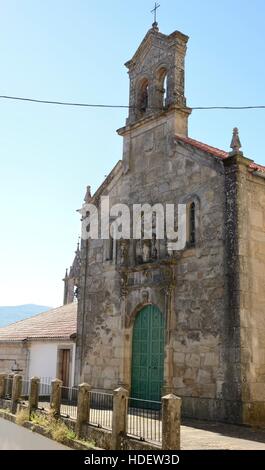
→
(0, 94, 265, 111)
(0, 95, 129, 108)
(192, 106, 265, 110)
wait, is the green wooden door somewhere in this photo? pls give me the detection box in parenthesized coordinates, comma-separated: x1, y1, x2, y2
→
(131, 305, 165, 402)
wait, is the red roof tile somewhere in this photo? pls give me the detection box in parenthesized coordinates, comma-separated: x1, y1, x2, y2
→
(249, 162, 265, 173)
(175, 135, 229, 159)
(175, 135, 265, 176)
(0, 303, 77, 342)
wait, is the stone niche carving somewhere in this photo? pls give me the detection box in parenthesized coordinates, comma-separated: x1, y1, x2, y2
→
(126, 265, 174, 290)
(120, 272, 128, 298)
(119, 239, 129, 266)
(142, 240, 151, 262)
(135, 240, 143, 264)
(151, 234, 158, 260)
(141, 290, 149, 303)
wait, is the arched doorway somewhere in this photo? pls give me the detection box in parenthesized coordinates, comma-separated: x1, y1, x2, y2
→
(131, 305, 165, 402)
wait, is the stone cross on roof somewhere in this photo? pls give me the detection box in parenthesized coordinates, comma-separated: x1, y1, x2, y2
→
(151, 2, 160, 28)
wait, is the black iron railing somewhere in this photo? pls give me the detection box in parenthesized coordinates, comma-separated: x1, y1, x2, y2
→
(60, 386, 78, 419)
(127, 397, 162, 443)
(38, 378, 52, 410)
(89, 391, 113, 430)
(21, 379, 30, 399)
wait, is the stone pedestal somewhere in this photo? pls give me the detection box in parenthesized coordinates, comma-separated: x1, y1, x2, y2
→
(162, 393, 181, 450)
(50, 379, 63, 416)
(76, 383, 91, 438)
(111, 387, 128, 450)
(0, 373, 7, 398)
(11, 374, 22, 414)
(29, 377, 40, 415)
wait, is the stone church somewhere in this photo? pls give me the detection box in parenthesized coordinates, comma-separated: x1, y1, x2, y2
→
(65, 23, 265, 426)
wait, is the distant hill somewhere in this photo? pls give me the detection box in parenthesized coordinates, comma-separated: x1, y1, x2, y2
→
(0, 304, 51, 328)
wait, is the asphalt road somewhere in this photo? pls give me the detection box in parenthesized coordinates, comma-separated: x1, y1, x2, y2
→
(0, 418, 69, 450)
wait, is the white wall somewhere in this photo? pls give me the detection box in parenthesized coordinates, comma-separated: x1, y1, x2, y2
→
(28, 342, 57, 381)
(28, 341, 75, 386)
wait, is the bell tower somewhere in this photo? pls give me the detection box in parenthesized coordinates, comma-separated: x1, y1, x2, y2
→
(117, 23, 191, 172)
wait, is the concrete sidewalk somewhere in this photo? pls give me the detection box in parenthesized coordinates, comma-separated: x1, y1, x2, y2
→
(181, 419, 265, 450)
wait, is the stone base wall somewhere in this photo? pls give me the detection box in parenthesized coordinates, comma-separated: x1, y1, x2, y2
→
(81, 422, 160, 451)
(181, 396, 242, 424)
(0, 398, 11, 411)
(243, 402, 265, 428)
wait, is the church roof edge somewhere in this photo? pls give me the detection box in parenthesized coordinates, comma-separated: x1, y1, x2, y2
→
(90, 160, 123, 203)
(175, 134, 265, 175)
(125, 28, 189, 70)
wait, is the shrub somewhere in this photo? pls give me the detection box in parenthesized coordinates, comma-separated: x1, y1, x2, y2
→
(50, 420, 70, 443)
(66, 429, 76, 440)
(31, 412, 74, 444)
(29, 411, 95, 447)
(31, 411, 51, 427)
(16, 408, 29, 426)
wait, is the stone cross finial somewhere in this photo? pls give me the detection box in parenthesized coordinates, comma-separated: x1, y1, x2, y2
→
(230, 127, 242, 153)
(84, 185, 91, 203)
(151, 2, 160, 29)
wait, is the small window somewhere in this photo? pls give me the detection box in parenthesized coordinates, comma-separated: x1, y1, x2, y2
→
(189, 202, 196, 247)
(138, 79, 149, 115)
(156, 67, 168, 110)
(74, 285, 79, 301)
(162, 73, 168, 108)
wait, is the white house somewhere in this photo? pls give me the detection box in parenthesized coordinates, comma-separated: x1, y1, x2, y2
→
(0, 303, 77, 387)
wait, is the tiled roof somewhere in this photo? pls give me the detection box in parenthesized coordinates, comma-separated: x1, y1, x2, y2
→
(0, 303, 77, 342)
(175, 135, 229, 159)
(249, 162, 265, 173)
(175, 135, 265, 175)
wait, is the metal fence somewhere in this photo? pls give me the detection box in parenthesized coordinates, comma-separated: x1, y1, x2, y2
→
(21, 379, 31, 399)
(89, 391, 113, 430)
(127, 397, 162, 443)
(1, 373, 164, 445)
(38, 378, 52, 411)
(39, 377, 53, 386)
(60, 386, 78, 419)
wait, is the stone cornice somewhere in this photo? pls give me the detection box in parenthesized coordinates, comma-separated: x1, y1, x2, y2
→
(117, 106, 192, 136)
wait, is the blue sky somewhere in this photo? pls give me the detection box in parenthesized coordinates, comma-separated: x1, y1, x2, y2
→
(0, 0, 264, 307)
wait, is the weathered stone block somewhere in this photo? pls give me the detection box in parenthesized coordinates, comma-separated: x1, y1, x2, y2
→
(198, 369, 212, 385)
(185, 354, 200, 368)
(204, 353, 219, 367)
(174, 353, 185, 364)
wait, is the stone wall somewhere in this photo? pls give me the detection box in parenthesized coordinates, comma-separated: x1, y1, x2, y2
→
(0, 342, 29, 376)
(76, 110, 230, 421)
(237, 161, 265, 426)
(74, 25, 263, 424)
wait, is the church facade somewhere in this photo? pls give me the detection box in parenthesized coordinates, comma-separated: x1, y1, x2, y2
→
(72, 24, 265, 426)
